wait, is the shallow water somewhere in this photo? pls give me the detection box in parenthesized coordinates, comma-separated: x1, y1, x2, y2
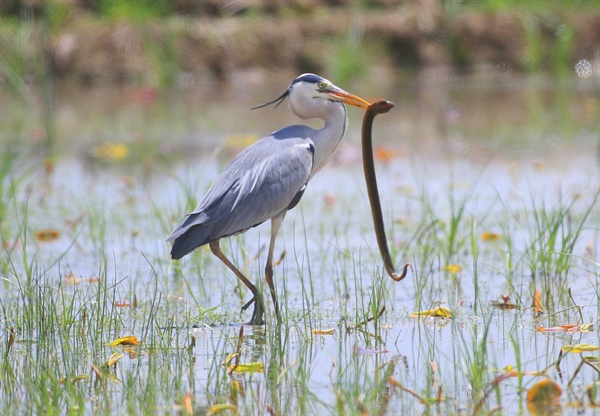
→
(1, 71, 599, 414)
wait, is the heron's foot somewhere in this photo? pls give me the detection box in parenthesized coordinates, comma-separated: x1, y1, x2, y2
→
(246, 296, 265, 325)
(241, 297, 255, 312)
(239, 290, 265, 325)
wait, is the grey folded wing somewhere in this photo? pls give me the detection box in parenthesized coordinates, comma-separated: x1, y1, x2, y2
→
(167, 136, 315, 259)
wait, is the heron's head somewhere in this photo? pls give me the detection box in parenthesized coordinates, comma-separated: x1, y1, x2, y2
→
(253, 73, 369, 120)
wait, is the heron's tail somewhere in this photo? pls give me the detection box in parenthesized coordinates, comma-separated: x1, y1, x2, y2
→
(169, 224, 212, 260)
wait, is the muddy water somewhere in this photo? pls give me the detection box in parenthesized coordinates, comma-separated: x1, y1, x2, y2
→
(1, 71, 599, 413)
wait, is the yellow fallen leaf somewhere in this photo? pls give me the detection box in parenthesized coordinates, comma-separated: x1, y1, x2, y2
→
(230, 379, 244, 403)
(312, 328, 335, 335)
(34, 229, 60, 242)
(59, 374, 91, 384)
(182, 391, 193, 416)
(104, 372, 121, 384)
(489, 300, 518, 310)
(441, 264, 462, 273)
(108, 335, 140, 347)
(123, 347, 139, 359)
(411, 306, 452, 319)
(93, 142, 129, 162)
(223, 352, 240, 367)
(72, 374, 91, 383)
(526, 379, 561, 413)
(106, 352, 124, 367)
(207, 403, 238, 415)
(492, 365, 544, 378)
(561, 344, 599, 353)
(481, 232, 502, 242)
(581, 323, 594, 332)
(64, 273, 99, 285)
(114, 301, 131, 307)
(228, 362, 264, 374)
(533, 290, 544, 316)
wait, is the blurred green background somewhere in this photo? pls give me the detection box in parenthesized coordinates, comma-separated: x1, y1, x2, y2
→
(1, 0, 599, 89)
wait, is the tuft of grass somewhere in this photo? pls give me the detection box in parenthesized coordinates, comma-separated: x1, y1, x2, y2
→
(0, 71, 598, 415)
(523, 187, 598, 318)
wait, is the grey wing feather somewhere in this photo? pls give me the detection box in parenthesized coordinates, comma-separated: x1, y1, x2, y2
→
(167, 129, 315, 259)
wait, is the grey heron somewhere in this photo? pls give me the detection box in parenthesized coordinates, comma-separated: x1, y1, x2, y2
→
(167, 73, 369, 325)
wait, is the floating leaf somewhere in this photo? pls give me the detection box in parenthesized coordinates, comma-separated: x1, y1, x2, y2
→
(59, 374, 91, 384)
(228, 362, 264, 374)
(537, 324, 592, 333)
(561, 344, 599, 353)
(71, 374, 91, 383)
(493, 365, 544, 378)
(526, 379, 561, 412)
(104, 372, 121, 384)
(489, 296, 518, 310)
(105, 352, 124, 367)
(34, 229, 60, 242)
(64, 273, 99, 285)
(123, 347, 139, 359)
(533, 290, 544, 315)
(312, 328, 335, 336)
(537, 326, 563, 332)
(108, 335, 140, 347)
(411, 306, 452, 319)
(581, 323, 594, 332)
(93, 142, 129, 162)
(207, 403, 238, 415)
(481, 231, 502, 242)
(114, 301, 130, 307)
(441, 264, 462, 273)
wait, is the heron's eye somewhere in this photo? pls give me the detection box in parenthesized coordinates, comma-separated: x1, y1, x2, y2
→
(317, 82, 326, 90)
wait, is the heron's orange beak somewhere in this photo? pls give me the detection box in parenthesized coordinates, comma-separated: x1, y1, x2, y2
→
(327, 89, 370, 109)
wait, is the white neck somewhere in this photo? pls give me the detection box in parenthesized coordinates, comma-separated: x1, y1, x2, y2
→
(288, 90, 348, 178)
(310, 101, 347, 177)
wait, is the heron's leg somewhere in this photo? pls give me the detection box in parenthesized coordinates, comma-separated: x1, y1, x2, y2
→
(265, 211, 286, 318)
(209, 240, 264, 325)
